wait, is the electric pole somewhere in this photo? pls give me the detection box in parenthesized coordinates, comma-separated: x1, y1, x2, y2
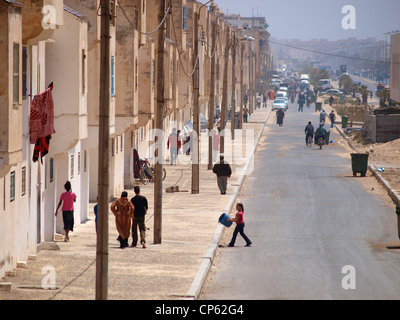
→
(96, 0, 111, 301)
(154, 0, 166, 244)
(220, 26, 230, 155)
(208, 20, 217, 170)
(239, 41, 244, 129)
(192, 7, 200, 194)
(230, 32, 236, 139)
(249, 48, 254, 114)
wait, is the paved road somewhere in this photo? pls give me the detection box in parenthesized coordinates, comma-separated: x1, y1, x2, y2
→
(201, 101, 400, 300)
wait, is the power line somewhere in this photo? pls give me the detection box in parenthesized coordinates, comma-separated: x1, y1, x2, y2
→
(267, 39, 400, 65)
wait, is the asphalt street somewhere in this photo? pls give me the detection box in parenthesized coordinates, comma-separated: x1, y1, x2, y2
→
(201, 101, 400, 300)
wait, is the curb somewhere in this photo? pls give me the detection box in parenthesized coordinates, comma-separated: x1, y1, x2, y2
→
(186, 108, 272, 300)
(335, 124, 400, 208)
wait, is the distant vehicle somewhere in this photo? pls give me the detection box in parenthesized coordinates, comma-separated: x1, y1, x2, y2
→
(321, 89, 343, 95)
(276, 91, 288, 101)
(272, 98, 288, 111)
(278, 86, 288, 93)
(300, 74, 309, 81)
(317, 79, 331, 91)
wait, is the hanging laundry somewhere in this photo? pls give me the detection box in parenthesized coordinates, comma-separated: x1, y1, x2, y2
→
(29, 88, 56, 144)
(32, 135, 52, 164)
(29, 88, 56, 163)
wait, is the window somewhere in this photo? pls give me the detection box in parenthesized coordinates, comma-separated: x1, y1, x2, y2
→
(120, 135, 123, 152)
(116, 137, 118, 154)
(22, 46, 27, 100)
(135, 58, 138, 92)
(83, 150, 87, 173)
(183, 6, 187, 30)
(21, 167, 26, 196)
(78, 152, 81, 175)
(110, 0, 116, 26)
(50, 158, 54, 182)
(10, 172, 15, 202)
(112, 139, 114, 157)
(82, 49, 86, 95)
(152, 60, 156, 87)
(13, 44, 20, 105)
(70, 155, 74, 179)
(111, 56, 115, 97)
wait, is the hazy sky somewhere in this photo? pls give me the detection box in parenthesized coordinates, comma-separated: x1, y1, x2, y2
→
(209, 0, 400, 41)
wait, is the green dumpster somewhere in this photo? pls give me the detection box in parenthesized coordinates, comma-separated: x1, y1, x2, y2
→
(315, 102, 322, 112)
(350, 153, 369, 177)
(342, 115, 349, 128)
(325, 131, 330, 145)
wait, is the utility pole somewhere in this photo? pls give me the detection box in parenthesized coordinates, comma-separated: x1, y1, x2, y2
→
(249, 48, 254, 114)
(230, 32, 237, 139)
(208, 20, 217, 170)
(154, 0, 166, 244)
(96, 0, 111, 301)
(220, 26, 230, 155)
(192, 7, 200, 194)
(239, 41, 244, 129)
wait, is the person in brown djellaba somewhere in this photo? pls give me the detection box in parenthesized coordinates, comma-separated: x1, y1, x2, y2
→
(110, 191, 135, 248)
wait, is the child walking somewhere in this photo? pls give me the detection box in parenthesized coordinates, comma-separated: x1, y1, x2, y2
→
(228, 203, 252, 247)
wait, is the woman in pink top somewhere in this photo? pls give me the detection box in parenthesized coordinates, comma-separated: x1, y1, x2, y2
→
(55, 181, 77, 242)
(227, 202, 252, 247)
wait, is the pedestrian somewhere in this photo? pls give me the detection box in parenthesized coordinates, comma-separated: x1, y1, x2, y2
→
(257, 95, 262, 109)
(110, 191, 135, 249)
(305, 121, 314, 146)
(329, 110, 336, 128)
(167, 128, 178, 165)
(94, 196, 98, 233)
(216, 114, 221, 133)
(244, 93, 248, 107)
(276, 108, 285, 126)
(212, 155, 232, 195)
(55, 181, 77, 242)
(243, 106, 249, 123)
(329, 95, 334, 106)
(177, 130, 182, 155)
(227, 202, 252, 247)
(212, 130, 220, 163)
(130, 186, 148, 249)
(319, 109, 327, 125)
(263, 94, 267, 108)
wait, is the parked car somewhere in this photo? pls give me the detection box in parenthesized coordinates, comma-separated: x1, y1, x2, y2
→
(272, 98, 288, 111)
(321, 89, 343, 95)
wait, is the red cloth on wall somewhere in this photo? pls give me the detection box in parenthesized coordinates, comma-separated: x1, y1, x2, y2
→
(29, 88, 56, 144)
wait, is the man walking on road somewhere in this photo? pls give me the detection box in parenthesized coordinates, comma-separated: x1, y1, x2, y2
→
(212, 155, 232, 195)
(130, 186, 148, 248)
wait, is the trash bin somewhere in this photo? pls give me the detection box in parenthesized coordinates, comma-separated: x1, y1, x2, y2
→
(350, 153, 369, 177)
(315, 102, 322, 112)
(325, 131, 330, 145)
(218, 213, 232, 227)
(342, 115, 349, 129)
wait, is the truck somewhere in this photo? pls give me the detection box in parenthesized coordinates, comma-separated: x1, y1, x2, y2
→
(300, 74, 309, 82)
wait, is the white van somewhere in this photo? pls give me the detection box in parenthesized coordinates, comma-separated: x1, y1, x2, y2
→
(317, 79, 331, 91)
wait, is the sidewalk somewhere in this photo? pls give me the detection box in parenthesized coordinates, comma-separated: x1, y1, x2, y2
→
(0, 105, 272, 300)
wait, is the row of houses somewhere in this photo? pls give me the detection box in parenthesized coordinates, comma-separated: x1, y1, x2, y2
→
(0, 0, 271, 278)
